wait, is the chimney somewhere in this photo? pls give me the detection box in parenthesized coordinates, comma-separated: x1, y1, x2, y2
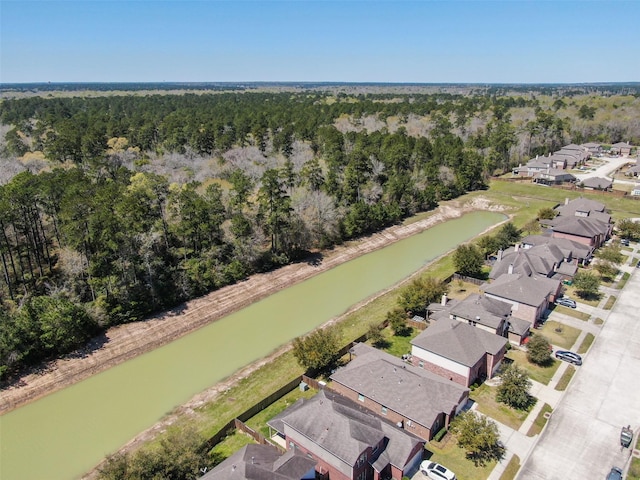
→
(441, 293, 448, 306)
(508, 263, 514, 274)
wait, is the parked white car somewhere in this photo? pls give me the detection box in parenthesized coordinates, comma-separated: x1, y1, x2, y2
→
(420, 460, 457, 480)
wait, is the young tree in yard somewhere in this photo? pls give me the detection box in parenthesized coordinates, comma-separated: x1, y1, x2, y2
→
(450, 411, 505, 466)
(453, 244, 485, 278)
(495, 222, 521, 250)
(497, 363, 533, 410)
(594, 261, 617, 281)
(597, 244, 624, 265)
(573, 271, 600, 299)
(367, 323, 386, 347)
(477, 235, 502, 258)
(526, 335, 552, 366)
(386, 308, 410, 336)
(537, 207, 556, 220)
(292, 327, 341, 372)
(616, 218, 640, 241)
(397, 277, 448, 317)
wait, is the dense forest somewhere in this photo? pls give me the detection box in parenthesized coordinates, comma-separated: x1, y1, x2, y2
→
(1, 86, 639, 380)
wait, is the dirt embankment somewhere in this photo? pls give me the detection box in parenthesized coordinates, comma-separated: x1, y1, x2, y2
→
(0, 196, 506, 415)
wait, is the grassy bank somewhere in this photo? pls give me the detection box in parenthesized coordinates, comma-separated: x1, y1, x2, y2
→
(102, 181, 640, 469)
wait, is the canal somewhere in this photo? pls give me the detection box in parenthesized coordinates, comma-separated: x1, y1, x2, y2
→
(0, 211, 505, 480)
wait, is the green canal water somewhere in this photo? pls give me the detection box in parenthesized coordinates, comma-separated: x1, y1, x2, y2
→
(0, 211, 504, 480)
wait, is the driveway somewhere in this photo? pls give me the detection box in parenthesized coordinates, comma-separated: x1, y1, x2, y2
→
(574, 155, 634, 183)
(518, 258, 640, 479)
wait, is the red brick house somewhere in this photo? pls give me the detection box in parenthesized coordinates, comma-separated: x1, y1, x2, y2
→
(268, 390, 425, 480)
(410, 318, 507, 387)
(330, 343, 469, 441)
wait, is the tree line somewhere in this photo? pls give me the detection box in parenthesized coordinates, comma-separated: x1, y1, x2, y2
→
(0, 88, 637, 380)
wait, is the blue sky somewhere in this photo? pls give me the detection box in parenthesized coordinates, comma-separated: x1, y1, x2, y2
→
(1, 0, 639, 84)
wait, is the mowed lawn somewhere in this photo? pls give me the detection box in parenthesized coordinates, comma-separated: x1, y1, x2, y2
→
(426, 434, 496, 480)
(469, 384, 531, 430)
(506, 348, 560, 385)
(536, 320, 581, 350)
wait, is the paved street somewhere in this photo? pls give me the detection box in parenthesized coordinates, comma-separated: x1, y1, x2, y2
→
(412, 243, 640, 480)
(517, 246, 640, 480)
(574, 155, 635, 183)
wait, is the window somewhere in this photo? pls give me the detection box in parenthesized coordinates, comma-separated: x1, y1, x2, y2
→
(381, 406, 387, 415)
(419, 361, 424, 368)
(357, 452, 367, 468)
(289, 441, 295, 450)
(358, 393, 365, 402)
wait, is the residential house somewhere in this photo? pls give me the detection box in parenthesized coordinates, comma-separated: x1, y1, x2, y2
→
(410, 318, 507, 387)
(533, 169, 576, 185)
(627, 164, 640, 177)
(448, 293, 511, 336)
(489, 243, 578, 282)
(520, 234, 594, 266)
(631, 184, 640, 197)
(611, 142, 633, 156)
(555, 197, 609, 220)
(582, 142, 602, 156)
(448, 293, 530, 346)
(581, 176, 613, 191)
(427, 293, 529, 346)
(330, 343, 469, 441)
(202, 444, 316, 480)
(513, 157, 553, 177)
(481, 272, 561, 326)
(268, 390, 425, 480)
(551, 197, 612, 247)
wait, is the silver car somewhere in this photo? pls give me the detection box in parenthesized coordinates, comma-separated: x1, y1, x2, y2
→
(555, 350, 582, 365)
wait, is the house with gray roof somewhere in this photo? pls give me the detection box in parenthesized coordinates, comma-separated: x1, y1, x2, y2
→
(611, 142, 633, 156)
(533, 168, 576, 185)
(550, 216, 611, 248)
(409, 318, 507, 387)
(201, 443, 316, 480)
(490, 243, 577, 281)
(627, 164, 640, 177)
(556, 197, 607, 217)
(551, 197, 612, 247)
(268, 390, 425, 480)
(448, 294, 511, 335)
(632, 184, 640, 197)
(481, 272, 561, 326)
(330, 343, 468, 441)
(581, 176, 613, 191)
(581, 142, 602, 155)
(520, 234, 594, 266)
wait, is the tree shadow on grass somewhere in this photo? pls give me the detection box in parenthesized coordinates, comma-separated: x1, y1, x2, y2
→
(465, 442, 506, 467)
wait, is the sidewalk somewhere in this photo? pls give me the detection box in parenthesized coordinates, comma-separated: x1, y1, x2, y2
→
(486, 313, 593, 480)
